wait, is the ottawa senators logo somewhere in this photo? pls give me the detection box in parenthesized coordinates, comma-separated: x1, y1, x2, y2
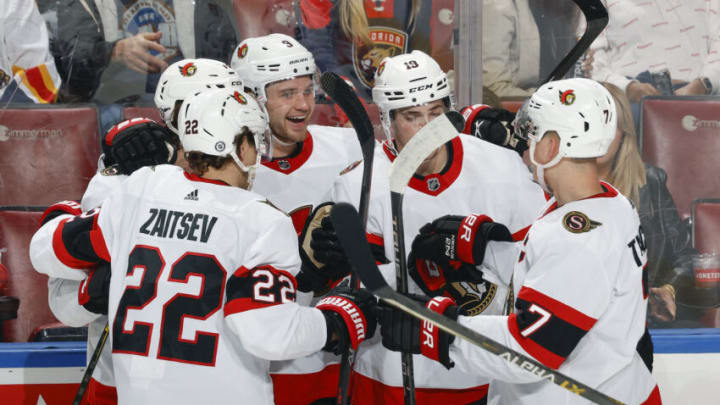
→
(559, 89, 576, 106)
(563, 211, 602, 233)
(353, 27, 407, 88)
(237, 43, 248, 59)
(180, 62, 197, 77)
(233, 91, 247, 104)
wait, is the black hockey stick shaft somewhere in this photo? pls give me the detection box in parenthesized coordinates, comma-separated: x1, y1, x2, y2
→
(72, 323, 110, 405)
(390, 193, 416, 405)
(330, 203, 624, 405)
(544, 0, 608, 83)
(320, 71, 375, 405)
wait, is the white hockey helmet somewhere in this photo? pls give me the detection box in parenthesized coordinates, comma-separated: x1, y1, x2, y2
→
(230, 33, 316, 103)
(514, 78, 617, 189)
(178, 89, 271, 190)
(154, 58, 243, 134)
(372, 50, 455, 146)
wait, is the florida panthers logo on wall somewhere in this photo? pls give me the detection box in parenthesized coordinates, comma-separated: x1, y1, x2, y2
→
(233, 91, 247, 104)
(353, 27, 408, 88)
(559, 89, 576, 106)
(237, 43, 248, 59)
(563, 211, 602, 234)
(180, 62, 197, 77)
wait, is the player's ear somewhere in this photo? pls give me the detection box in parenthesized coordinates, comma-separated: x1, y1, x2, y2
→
(237, 132, 258, 167)
(534, 131, 560, 165)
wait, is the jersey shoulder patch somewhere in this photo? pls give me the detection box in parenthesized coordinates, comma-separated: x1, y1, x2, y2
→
(339, 159, 362, 175)
(562, 211, 602, 234)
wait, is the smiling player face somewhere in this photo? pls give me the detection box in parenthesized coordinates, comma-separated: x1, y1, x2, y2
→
(265, 76, 315, 145)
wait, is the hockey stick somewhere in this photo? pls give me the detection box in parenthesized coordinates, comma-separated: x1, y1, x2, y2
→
(320, 72, 375, 405)
(386, 111, 465, 405)
(72, 323, 110, 405)
(544, 0, 608, 83)
(329, 203, 624, 405)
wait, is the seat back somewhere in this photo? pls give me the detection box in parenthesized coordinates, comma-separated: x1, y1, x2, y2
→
(0, 104, 100, 205)
(0, 208, 58, 342)
(124, 106, 163, 123)
(692, 199, 720, 254)
(640, 96, 720, 218)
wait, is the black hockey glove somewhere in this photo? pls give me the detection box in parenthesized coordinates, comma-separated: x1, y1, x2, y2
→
(316, 282, 377, 355)
(40, 200, 83, 225)
(102, 118, 177, 175)
(378, 294, 457, 369)
(411, 214, 512, 268)
(298, 203, 350, 293)
(460, 104, 528, 156)
(78, 261, 111, 315)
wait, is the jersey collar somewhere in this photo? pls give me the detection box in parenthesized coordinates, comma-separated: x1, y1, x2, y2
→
(541, 181, 619, 217)
(382, 137, 463, 196)
(262, 132, 314, 174)
(184, 171, 231, 186)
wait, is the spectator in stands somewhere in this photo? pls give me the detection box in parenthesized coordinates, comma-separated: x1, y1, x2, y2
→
(0, 0, 62, 104)
(53, 0, 237, 102)
(295, 0, 452, 98)
(598, 82, 696, 326)
(482, 0, 580, 97)
(590, 1, 719, 103)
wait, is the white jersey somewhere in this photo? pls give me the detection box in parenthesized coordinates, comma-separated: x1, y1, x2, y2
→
(31, 165, 328, 405)
(0, 0, 61, 103)
(453, 183, 660, 404)
(253, 125, 362, 234)
(45, 168, 126, 395)
(330, 136, 547, 403)
(252, 125, 362, 403)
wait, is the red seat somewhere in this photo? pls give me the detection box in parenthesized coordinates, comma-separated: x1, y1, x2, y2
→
(692, 199, 720, 254)
(430, 0, 455, 72)
(232, 0, 295, 39)
(124, 106, 162, 123)
(640, 96, 720, 219)
(0, 209, 59, 342)
(0, 104, 100, 205)
(500, 100, 526, 113)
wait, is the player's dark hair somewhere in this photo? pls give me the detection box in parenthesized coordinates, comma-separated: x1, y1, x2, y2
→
(186, 128, 256, 175)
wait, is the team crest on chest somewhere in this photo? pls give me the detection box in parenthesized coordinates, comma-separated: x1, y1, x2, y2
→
(449, 281, 497, 316)
(352, 27, 408, 88)
(277, 159, 291, 171)
(426, 177, 440, 192)
(562, 211, 602, 233)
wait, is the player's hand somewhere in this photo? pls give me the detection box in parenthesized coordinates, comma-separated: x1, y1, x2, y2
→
(459, 105, 527, 156)
(112, 32, 168, 74)
(40, 200, 82, 225)
(298, 203, 351, 293)
(674, 78, 707, 96)
(377, 295, 457, 369)
(103, 118, 176, 175)
(649, 284, 676, 322)
(626, 81, 660, 103)
(316, 282, 377, 354)
(78, 261, 111, 315)
(411, 214, 512, 267)
(408, 252, 483, 295)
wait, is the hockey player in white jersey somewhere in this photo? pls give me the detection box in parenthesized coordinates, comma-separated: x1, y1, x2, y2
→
(378, 78, 662, 404)
(231, 33, 363, 403)
(319, 50, 547, 404)
(30, 88, 377, 405)
(41, 58, 241, 405)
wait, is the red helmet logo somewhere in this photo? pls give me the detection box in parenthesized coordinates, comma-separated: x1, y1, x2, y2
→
(377, 61, 387, 77)
(559, 89, 576, 106)
(233, 91, 247, 104)
(238, 43, 248, 59)
(180, 62, 197, 77)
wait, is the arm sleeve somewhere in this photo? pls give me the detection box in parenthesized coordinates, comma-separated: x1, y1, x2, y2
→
(224, 213, 327, 360)
(47, 277, 100, 327)
(452, 240, 609, 380)
(3, 0, 61, 103)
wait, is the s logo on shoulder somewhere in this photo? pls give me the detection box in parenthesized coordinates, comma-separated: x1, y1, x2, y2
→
(562, 211, 601, 234)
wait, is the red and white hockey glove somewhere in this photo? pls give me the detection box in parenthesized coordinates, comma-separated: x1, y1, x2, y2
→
(459, 104, 527, 156)
(78, 261, 111, 315)
(411, 214, 512, 267)
(378, 295, 457, 369)
(316, 283, 377, 354)
(40, 200, 82, 225)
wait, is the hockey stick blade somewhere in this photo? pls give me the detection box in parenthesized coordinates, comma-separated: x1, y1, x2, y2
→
(389, 111, 464, 194)
(331, 203, 624, 405)
(544, 0, 608, 82)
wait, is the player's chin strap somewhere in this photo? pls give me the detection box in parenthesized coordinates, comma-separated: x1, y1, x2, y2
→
(230, 151, 259, 191)
(529, 138, 562, 194)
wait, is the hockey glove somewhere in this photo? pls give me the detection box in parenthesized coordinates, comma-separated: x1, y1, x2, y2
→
(446, 280, 497, 317)
(102, 118, 177, 175)
(408, 253, 485, 294)
(378, 295, 457, 369)
(78, 261, 111, 315)
(298, 203, 350, 293)
(40, 200, 83, 225)
(460, 104, 527, 156)
(411, 214, 512, 267)
(316, 282, 377, 355)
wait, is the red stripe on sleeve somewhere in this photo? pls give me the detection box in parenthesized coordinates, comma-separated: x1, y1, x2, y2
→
(512, 225, 531, 242)
(90, 215, 111, 262)
(51, 218, 96, 269)
(366, 232, 383, 246)
(507, 313, 566, 369)
(517, 287, 597, 331)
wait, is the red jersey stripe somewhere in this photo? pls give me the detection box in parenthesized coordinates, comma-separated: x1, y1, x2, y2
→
(517, 287, 597, 331)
